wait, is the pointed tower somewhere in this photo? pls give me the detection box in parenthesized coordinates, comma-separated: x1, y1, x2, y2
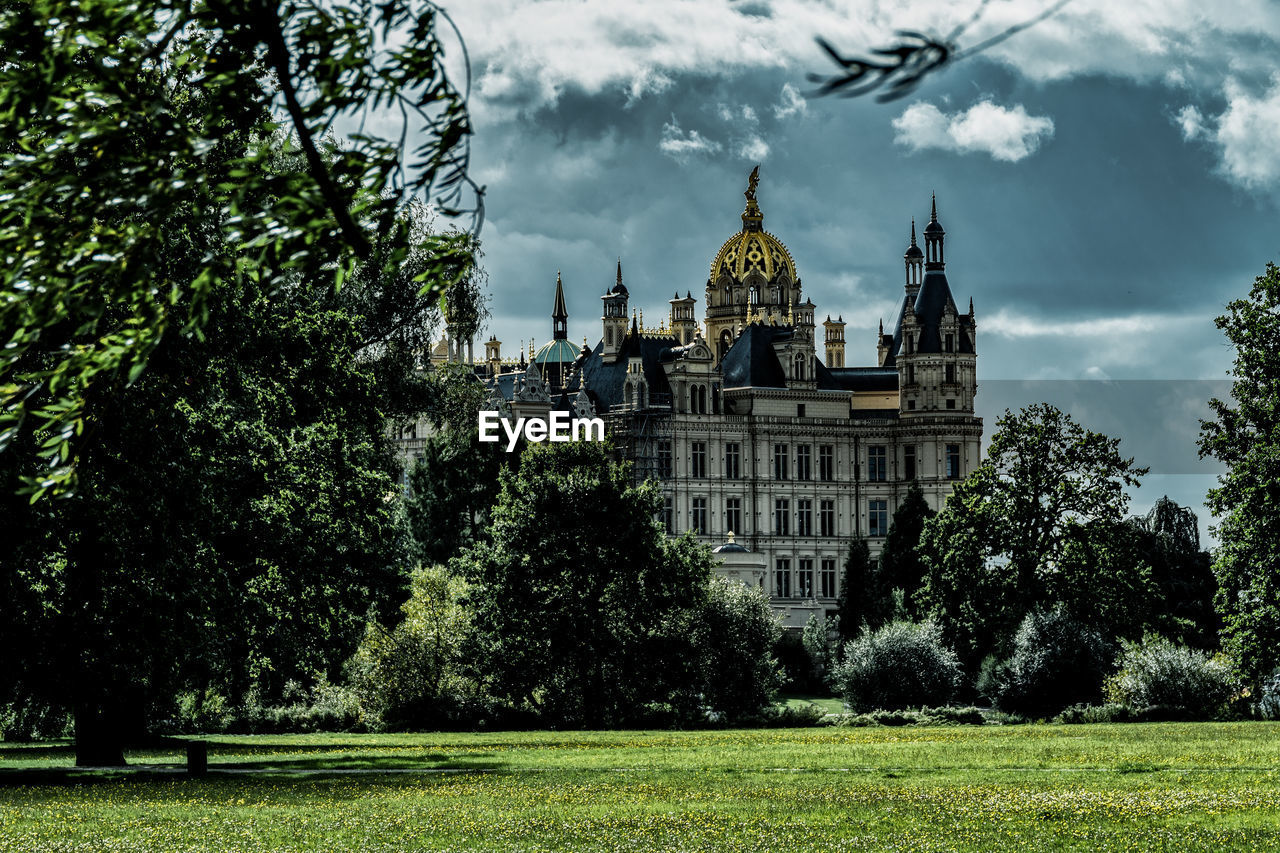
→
(924, 194, 945, 271)
(898, 195, 977, 417)
(601, 258, 630, 363)
(552, 270, 568, 340)
(905, 218, 924, 296)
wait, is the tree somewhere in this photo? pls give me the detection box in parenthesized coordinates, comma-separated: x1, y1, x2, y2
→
(0, 127, 471, 765)
(1, 0, 479, 497)
(1199, 262, 1280, 687)
(404, 361, 510, 565)
(348, 564, 472, 729)
(459, 441, 714, 728)
(876, 482, 936, 619)
(918, 404, 1148, 668)
(836, 537, 886, 644)
(670, 577, 782, 722)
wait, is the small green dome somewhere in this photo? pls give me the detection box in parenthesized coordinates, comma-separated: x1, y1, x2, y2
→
(533, 338, 579, 365)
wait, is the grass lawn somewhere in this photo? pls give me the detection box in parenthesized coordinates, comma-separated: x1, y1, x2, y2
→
(3, 723, 1280, 851)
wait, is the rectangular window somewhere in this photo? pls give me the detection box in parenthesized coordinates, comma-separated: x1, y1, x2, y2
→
(662, 496, 674, 534)
(691, 441, 707, 479)
(947, 444, 961, 480)
(773, 443, 789, 480)
(774, 498, 790, 535)
(869, 499, 888, 537)
(945, 333, 954, 353)
(726, 497, 742, 536)
(797, 499, 813, 536)
(819, 445, 834, 482)
(692, 497, 708, 535)
(904, 445, 916, 481)
(797, 403, 806, 418)
(906, 363, 916, 385)
(775, 558, 792, 598)
(796, 445, 812, 481)
(819, 500, 835, 537)
(820, 558, 837, 598)
(945, 363, 956, 384)
(657, 440, 673, 479)
(798, 559, 814, 598)
(868, 446, 887, 482)
(725, 442, 740, 480)
(946, 399, 956, 409)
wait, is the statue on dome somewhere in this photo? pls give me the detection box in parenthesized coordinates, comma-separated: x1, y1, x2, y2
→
(745, 165, 759, 201)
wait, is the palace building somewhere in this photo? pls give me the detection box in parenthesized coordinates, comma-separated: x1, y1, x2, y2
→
(424, 170, 982, 628)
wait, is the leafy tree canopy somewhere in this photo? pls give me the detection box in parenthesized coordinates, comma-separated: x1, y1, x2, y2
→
(1200, 262, 1280, 686)
(1, 0, 479, 497)
(459, 441, 715, 728)
(919, 403, 1148, 666)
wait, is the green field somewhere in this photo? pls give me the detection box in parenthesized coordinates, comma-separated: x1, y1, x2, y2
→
(3, 723, 1280, 851)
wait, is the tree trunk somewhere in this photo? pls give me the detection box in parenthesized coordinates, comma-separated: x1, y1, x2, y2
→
(74, 701, 127, 767)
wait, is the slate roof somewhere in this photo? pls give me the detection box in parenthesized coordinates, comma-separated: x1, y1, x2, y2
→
(578, 329, 678, 411)
(883, 270, 974, 364)
(721, 323, 791, 388)
(826, 367, 899, 393)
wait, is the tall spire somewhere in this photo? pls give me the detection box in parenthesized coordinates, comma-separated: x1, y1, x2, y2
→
(616, 258, 622, 288)
(923, 193, 946, 270)
(911, 218, 918, 246)
(552, 270, 568, 339)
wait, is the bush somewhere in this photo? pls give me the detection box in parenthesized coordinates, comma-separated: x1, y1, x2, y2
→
(0, 699, 72, 741)
(1106, 636, 1239, 719)
(348, 564, 473, 730)
(688, 577, 783, 722)
(993, 607, 1112, 717)
(773, 631, 816, 693)
(833, 621, 962, 712)
(1256, 667, 1280, 720)
(801, 613, 838, 688)
(1054, 703, 1134, 724)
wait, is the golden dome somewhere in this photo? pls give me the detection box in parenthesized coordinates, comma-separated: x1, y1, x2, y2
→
(709, 168, 797, 285)
(710, 228, 797, 284)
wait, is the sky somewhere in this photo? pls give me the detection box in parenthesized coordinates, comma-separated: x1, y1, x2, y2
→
(428, 0, 1280, 541)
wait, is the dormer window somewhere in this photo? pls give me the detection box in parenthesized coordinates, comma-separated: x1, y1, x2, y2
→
(945, 333, 954, 353)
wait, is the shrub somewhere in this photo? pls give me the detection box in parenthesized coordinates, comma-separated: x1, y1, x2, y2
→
(0, 699, 72, 741)
(773, 630, 816, 693)
(994, 607, 1112, 717)
(1256, 667, 1280, 720)
(689, 577, 783, 722)
(1054, 703, 1134, 724)
(801, 613, 838, 688)
(348, 564, 472, 729)
(833, 621, 962, 712)
(1106, 636, 1239, 719)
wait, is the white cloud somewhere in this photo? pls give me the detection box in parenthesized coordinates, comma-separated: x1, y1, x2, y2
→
(1174, 105, 1207, 141)
(1211, 78, 1280, 190)
(774, 82, 806, 119)
(737, 135, 770, 160)
(448, 0, 1280, 119)
(893, 100, 1055, 162)
(983, 309, 1201, 340)
(1173, 77, 1280, 191)
(658, 116, 722, 162)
